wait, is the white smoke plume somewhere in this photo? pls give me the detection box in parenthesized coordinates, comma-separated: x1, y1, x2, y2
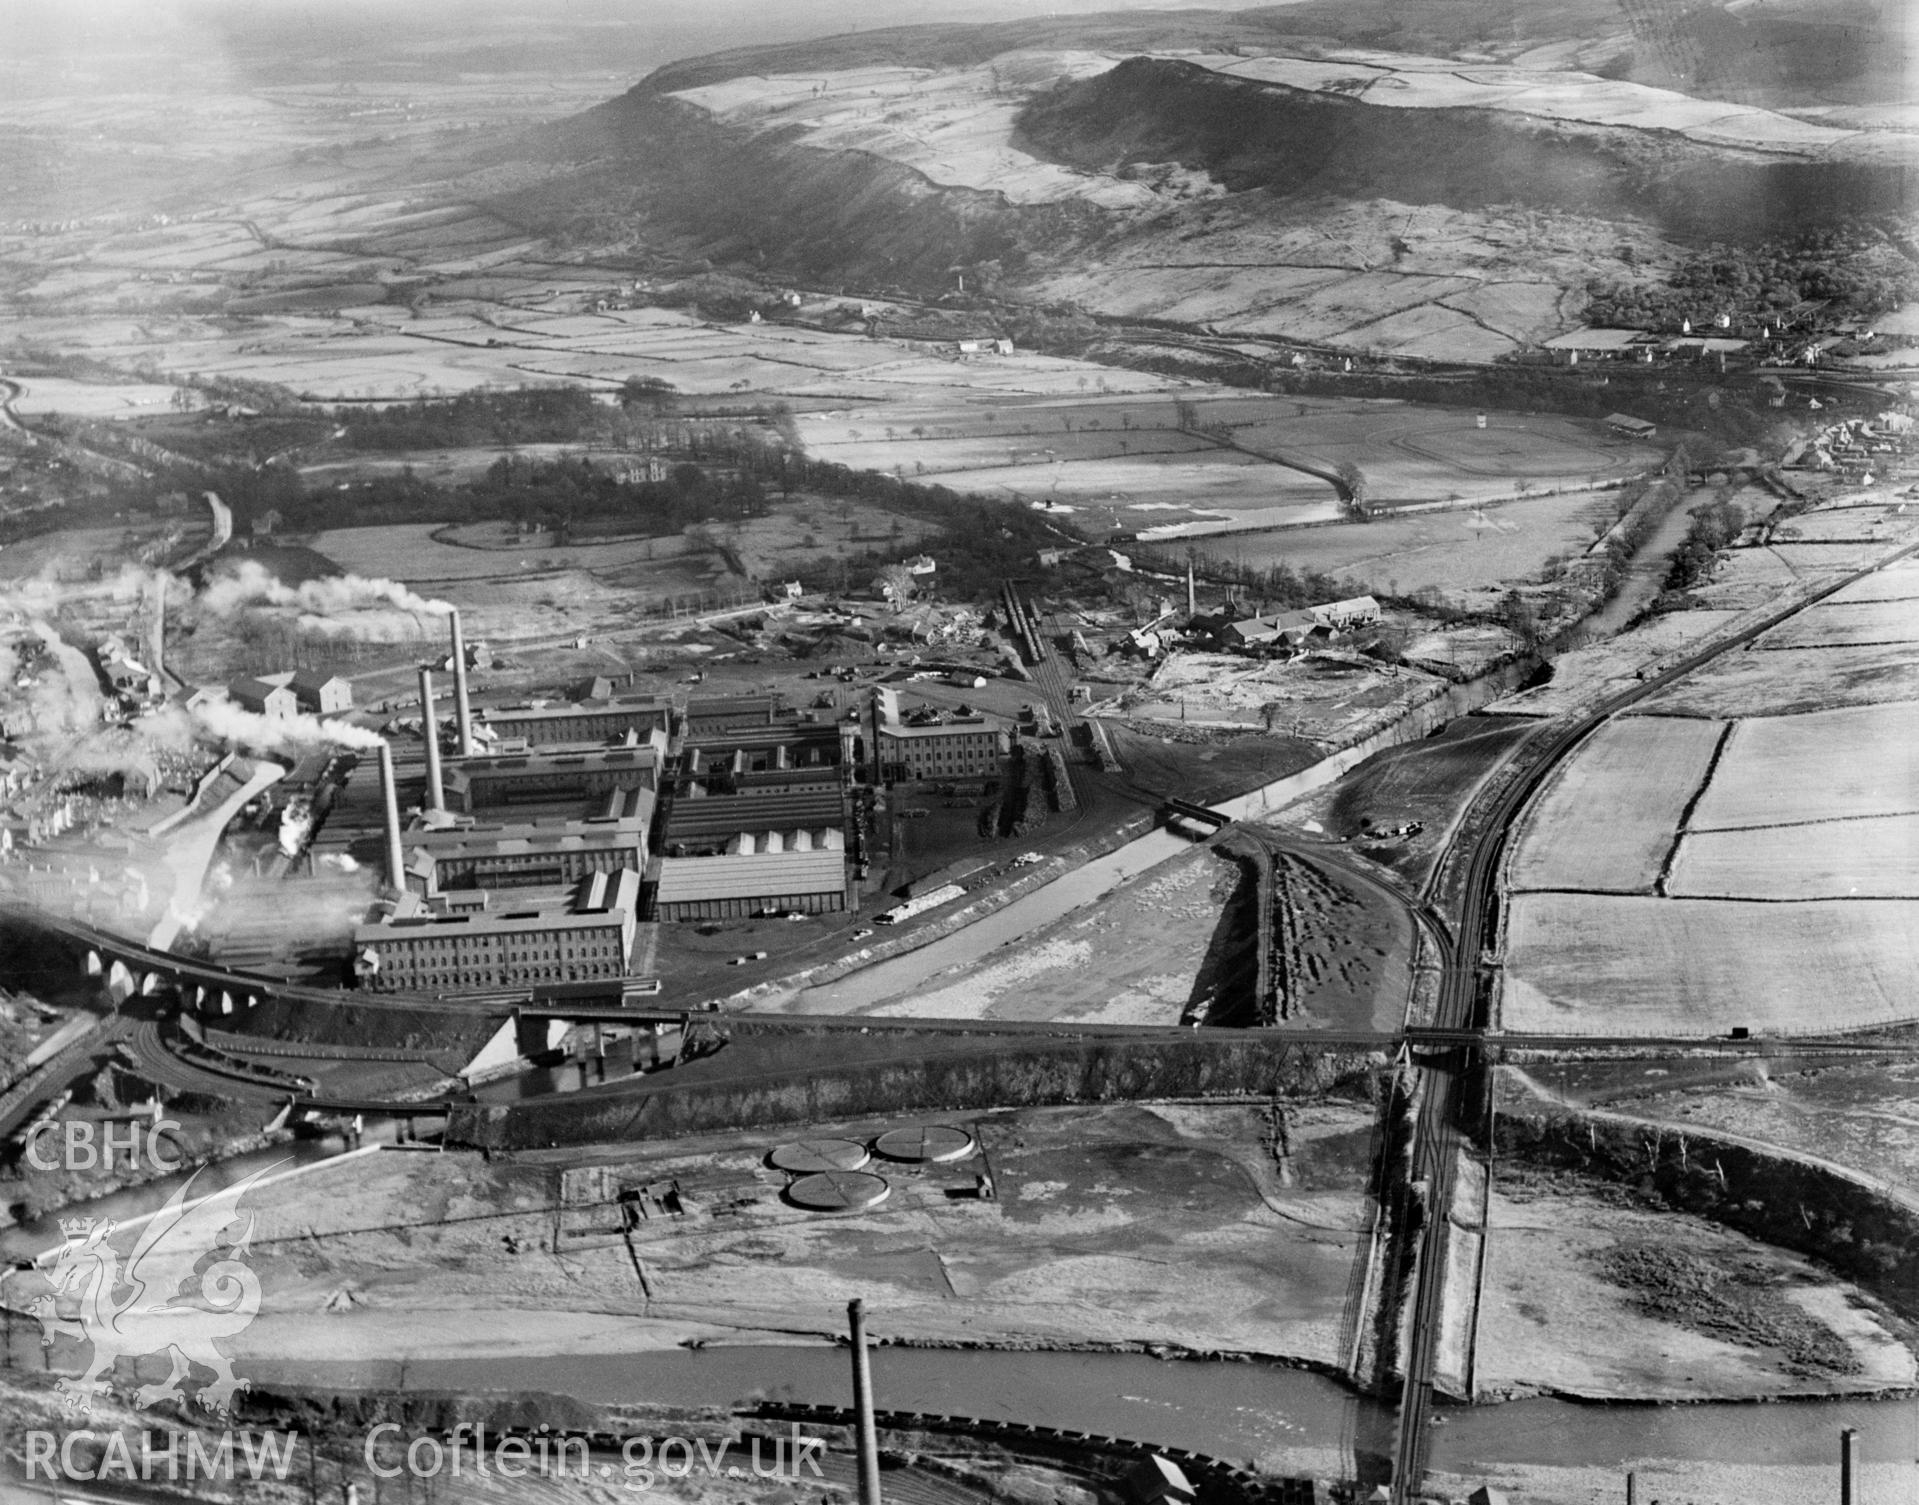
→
(182, 697, 387, 754)
(198, 559, 451, 620)
(20, 620, 106, 734)
(291, 609, 444, 643)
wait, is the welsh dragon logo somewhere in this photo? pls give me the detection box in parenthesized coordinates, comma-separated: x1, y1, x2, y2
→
(25, 1163, 282, 1418)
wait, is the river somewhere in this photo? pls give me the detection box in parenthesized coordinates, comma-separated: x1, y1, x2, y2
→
(227, 1344, 1918, 1480)
(1576, 483, 1720, 641)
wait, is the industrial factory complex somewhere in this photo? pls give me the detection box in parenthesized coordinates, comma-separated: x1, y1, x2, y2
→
(297, 606, 882, 990)
(4, 10, 1915, 1496)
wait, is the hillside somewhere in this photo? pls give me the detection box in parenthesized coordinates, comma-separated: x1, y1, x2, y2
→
(465, 9, 1917, 361)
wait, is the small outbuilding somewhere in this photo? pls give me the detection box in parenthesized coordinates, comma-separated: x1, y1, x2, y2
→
(289, 670, 352, 715)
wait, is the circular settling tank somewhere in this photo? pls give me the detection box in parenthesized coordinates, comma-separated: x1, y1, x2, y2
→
(769, 1138, 872, 1174)
(873, 1124, 976, 1164)
(787, 1170, 891, 1212)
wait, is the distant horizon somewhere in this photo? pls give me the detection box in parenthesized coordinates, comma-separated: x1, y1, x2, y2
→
(5, 0, 1304, 72)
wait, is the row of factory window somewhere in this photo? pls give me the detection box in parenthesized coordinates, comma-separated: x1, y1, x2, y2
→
(389, 939, 623, 962)
(398, 960, 625, 989)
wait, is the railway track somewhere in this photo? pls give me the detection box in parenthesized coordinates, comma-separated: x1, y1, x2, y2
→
(1386, 526, 1919, 1502)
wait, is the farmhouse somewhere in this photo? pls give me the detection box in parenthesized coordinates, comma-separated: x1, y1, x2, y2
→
(1606, 413, 1659, 440)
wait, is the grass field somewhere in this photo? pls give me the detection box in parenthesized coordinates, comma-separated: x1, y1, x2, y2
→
(1772, 507, 1915, 545)
(1201, 51, 1860, 155)
(1685, 701, 1919, 830)
(1628, 1059, 1919, 1204)
(1210, 489, 1611, 598)
(1761, 598, 1919, 649)
(1669, 813, 1919, 899)
(1690, 547, 1803, 609)
(7, 375, 183, 417)
(1227, 405, 1652, 504)
(1827, 557, 1919, 604)
(1503, 894, 1919, 1036)
(1769, 542, 1900, 575)
(310, 524, 695, 583)
(1509, 717, 1724, 893)
(796, 391, 1651, 538)
(1641, 642, 1919, 718)
(1491, 611, 1743, 718)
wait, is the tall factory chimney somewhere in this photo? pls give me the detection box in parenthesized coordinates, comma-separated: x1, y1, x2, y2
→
(1185, 557, 1196, 618)
(847, 1300, 882, 1505)
(151, 574, 166, 682)
(448, 610, 476, 756)
(417, 666, 445, 812)
(377, 742, 406, 895)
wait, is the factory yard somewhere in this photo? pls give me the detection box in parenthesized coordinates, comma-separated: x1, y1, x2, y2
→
(200, 1102, 1375, 1368)
(1110, 651, 1448, 746)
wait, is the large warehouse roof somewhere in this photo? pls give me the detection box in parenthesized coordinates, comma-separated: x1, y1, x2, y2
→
(665, 789, 845, 839)
(653, 850, 846, 904)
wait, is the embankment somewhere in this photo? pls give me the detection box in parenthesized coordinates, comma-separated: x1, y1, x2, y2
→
(446, 1032, 1379, 1151)
(1496, 1101, 1919, 1325)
